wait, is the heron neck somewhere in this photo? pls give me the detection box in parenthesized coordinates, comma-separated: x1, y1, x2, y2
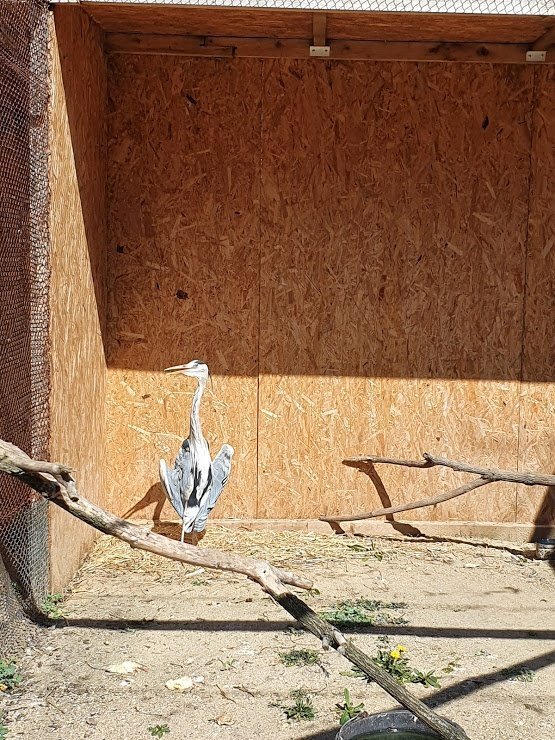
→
(189, 378, 206, 442)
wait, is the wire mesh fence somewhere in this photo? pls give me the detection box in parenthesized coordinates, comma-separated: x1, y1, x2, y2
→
(0, 0, 51, 658)
(51, 0, 554, 17)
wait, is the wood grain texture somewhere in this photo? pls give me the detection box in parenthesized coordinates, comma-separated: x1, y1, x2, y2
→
(48, 6, 107, 591)
(82, 4, 553, 44)
(257, 60, 532, 521)
(106, 56, 261, 520)
(517, 66, 555, 528)
(103, 54, 552, 528)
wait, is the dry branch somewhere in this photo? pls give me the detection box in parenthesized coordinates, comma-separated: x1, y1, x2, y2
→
(321, 452, 555, 524)
(0, 438, 470, 740)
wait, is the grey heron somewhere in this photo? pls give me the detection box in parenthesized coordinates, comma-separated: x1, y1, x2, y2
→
(159, 360, 234, 542)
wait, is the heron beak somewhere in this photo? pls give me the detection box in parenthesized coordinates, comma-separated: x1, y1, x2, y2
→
(164, 364, 190, 373)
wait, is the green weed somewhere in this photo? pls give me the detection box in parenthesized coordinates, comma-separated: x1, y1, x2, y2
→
(42, 593, 64, 619)
(279, 648, 321, 668)
(280, 689, 316, 721)
(148, 725, 170, 738)
(371, 643, 440, 688)
(503, 668, 535, 683)
(320, 598, 408, 629)
(336, 688, 365, 726)
(0, 661, 22, 691)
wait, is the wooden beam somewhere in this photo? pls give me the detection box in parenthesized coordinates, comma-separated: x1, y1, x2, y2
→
(312, 13, 327, 47)
(532, 24, 555, 50)
(105, 32, 234, 57)
(105, 33, 551, 65)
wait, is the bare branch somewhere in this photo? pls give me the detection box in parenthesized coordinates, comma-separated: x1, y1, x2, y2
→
(322, 451, 555, 524)
(0, 438, 470, 739)
(0, 439, 310, 594)
(322, 474, 489, 523)
(345, 452, 555, 487)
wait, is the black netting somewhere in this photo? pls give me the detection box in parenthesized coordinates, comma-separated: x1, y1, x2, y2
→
(0, 0, 50, 658)
(53, 0, 553, 16)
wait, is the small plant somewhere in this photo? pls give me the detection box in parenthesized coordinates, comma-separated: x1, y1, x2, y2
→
(442, 660, 461, 674)
(503, 667, 535, 683)
(42, 593, 64, 619)
(279, 648, 321, 668)
(0, 661, 22, 691)
(280, 689, 316, 721)
(320, 598, 407, 629)
(148, 725, 170, 738)
(336, 688, 365, 726)
(0, 717, 8, 739)
(346, 541, 384, 561)
(218, 658, 237, 671)
(191, 579, 208, 586)
(371, 643, 441, 689)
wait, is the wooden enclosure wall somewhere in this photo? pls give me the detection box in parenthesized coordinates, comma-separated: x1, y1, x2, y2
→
(106, 56, 554, 529)
(48, 7, 107, 590)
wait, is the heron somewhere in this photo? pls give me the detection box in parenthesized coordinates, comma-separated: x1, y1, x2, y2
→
(159, 360, 234, 542)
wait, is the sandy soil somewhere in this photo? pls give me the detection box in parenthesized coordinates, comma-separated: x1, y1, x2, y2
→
(2, 530, 554, 740)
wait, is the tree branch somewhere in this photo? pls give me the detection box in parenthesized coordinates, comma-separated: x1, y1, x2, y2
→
(0, 439, 310, 594)
(345, 452, 555, 487)
(320, 452, 555, 524)
(0, 439, 470, 739)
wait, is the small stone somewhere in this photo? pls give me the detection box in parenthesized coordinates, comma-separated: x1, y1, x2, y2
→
(165, 676, 193, 692)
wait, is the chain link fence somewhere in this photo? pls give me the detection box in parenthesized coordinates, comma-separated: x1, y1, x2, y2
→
(0, 0, 51, 659)
(51, 0, 554, 17)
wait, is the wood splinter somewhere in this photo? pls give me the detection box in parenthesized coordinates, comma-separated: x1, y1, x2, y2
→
(321, 452, 555, 523)
(0, 438, 469, 740)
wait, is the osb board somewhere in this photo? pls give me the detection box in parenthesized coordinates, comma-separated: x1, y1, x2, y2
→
(48, 6, 107, 591)
(517, 66, 555, 529)
(81, 4, 553, 44)
(105, 56, 261, 519)
(257, 60, 533, 521)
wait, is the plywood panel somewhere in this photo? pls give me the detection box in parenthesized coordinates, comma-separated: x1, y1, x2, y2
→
(83, 4, 553, 44)
(258, 60, 532, 521)
(517, 66, 555, 528)
(48, 6, 107, 591)
(106, 56, 261, 520)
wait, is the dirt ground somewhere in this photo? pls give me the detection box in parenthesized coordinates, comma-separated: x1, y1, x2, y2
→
(2, 529, 554, 740)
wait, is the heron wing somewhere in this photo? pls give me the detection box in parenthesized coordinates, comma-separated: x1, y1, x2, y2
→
(159, 439, 194, 519)
(193, 444, 233, 532)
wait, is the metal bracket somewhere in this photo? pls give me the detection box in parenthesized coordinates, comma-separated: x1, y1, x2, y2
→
(526, 50, 546, 62)
(310, 45, 330, 57)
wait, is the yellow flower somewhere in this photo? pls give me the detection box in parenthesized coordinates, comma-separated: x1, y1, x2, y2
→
(389, 649, 401, 660)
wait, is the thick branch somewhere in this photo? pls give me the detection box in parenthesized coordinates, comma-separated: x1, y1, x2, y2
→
(321, 452, 555, 524)
(322, 476, 490, 523)
(345, 452, 555, 487)
(0, 439, 470, 739)
(0, 440, 310, 594)
(276, 594, 469, 740)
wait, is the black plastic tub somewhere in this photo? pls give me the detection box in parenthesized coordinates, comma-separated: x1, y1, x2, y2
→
(336, 710, 465, 739)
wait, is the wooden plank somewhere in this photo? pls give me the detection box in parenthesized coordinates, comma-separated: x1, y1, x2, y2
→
(107, 34, 542, 64)
(83, 4, 554, 44)
(105, 32, 234, 57)
(105, 55, 262, 522)
(312, 13, 327, 47)
(532, 24, 555, 50)
(517, 66, 555, 529)
(48, 6, 107, 591)
(257, 59, 533, 522)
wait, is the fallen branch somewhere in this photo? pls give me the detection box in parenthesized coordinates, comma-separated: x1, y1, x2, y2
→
(0, 439, 469, 740)
(320, 452, 555, 524)
(0, 439, 309, 595)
